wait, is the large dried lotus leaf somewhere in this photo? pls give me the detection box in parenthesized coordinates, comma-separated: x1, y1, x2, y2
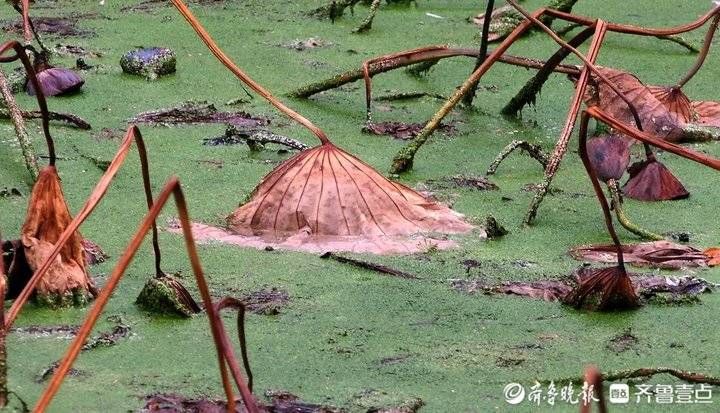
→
(228, 144, 472, 238)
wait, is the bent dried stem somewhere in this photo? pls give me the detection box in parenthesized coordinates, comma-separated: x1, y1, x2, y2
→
(607, 179, 663, 241)
(522, 19, 608, 225)
(33, 178, 259, 413)
(291, 45, 578, 104)
(5, 126, 179, 329)
(485, 140, 548, 175)
(675, 13, 720, 89)
(571, 104, 638, 310)
(352, 0, 381, 33)
(579, 365, 606, 413)
(2, 109, 92, 130)
(502, 25, 596, 116)
(0, 40, 55, 166)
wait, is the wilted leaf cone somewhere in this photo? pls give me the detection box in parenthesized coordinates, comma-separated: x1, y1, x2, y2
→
(20, 166, 95, 307)
(227, 142, 472, 240)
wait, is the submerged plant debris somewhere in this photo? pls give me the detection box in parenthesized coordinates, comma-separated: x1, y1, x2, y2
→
(452, 272, 715, 304)
(130, 102, 270, 128)
(570, 240, 710, 269)
(363, 121, 455, 140)
(2, 16, 95, 37)
(140, 390, 421, 413)
(241, 287, 290, 315)
(424, 175, 499, 192)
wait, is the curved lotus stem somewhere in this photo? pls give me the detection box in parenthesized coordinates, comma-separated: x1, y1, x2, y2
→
(33, 178, 260, 413)
(606, 180, 664, 241)
(5, 126, 166, 328)
(170, 0, 330, 145)
(213, 297, 254, 391)
(578, 112, 626, 267)
(0, 40, 54, 166)
(545, 4, 720, 37)
(676, 13, 720, 89)
(362, 45, 449, 123)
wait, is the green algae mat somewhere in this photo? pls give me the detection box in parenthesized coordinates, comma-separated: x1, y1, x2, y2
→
(1, 0, 720, 411)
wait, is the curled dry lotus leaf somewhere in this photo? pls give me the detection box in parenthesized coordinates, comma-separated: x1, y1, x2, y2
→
(586, 67, 684, 141)
(27, 67, 84, 97)
(570, 240, 708, 270)
(623, 159, 689, 202)
(586, 134, 631, 182)
(21, 166, 94, 307)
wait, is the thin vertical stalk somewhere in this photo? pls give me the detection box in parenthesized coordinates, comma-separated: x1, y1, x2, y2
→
(0, 67, 39, 180)
(463, 0, 495, 107)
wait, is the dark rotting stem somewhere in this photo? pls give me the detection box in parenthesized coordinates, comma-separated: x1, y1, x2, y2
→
(463, 0, 495, 107)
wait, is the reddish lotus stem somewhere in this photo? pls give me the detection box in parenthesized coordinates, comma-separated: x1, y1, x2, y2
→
(170, 0, 331, 145)
(6, 126, 161, 328)
(0, 41, 54, 165)
(362, 45, 448, 123)
(676, 13, 720, 88)
(545, 5, 720, 36)
(21, 0, 31, 44)
(578, 111, 626, 267)
(33, 178, 260, 413)
(580, 366, 607, 413)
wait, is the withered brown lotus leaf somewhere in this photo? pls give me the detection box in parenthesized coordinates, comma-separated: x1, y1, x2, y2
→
(648, 86, 694, 124)
(692, 100, 720, 127)
(224, 143, 472, 254)
(623, 158, 689, 201)
(570, 241, 708, 270)
(587, 68, 682, 141)
(26, 67, 84, 97)
(21, 166, 95, 306)
(586, 134, 631, 181)
(562, 266, 639, 310)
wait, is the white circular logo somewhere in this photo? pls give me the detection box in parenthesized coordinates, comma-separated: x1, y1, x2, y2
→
(504, 383, 526, 405)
